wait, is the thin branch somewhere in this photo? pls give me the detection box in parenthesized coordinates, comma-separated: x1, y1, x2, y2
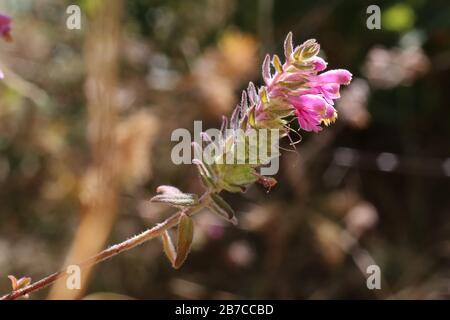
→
(0, 193, 210, 300)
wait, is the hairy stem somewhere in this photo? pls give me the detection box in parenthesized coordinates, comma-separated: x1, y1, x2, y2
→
(0, 193, 210, 300)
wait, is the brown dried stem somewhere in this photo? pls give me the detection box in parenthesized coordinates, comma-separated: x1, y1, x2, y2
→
(0, 193, 210, 300)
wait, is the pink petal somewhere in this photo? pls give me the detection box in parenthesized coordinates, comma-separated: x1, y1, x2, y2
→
(291, 94, 328, 113)
(0, 14, 11, 35)
(317, 69, 352, 85)
(318, 83, 341, 104)
(295, 108, 322, 132)
(324, 104, 337, 118)
(311, 56, 327, 72)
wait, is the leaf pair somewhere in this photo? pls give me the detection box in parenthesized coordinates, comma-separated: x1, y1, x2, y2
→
(161, 213, 194, 269)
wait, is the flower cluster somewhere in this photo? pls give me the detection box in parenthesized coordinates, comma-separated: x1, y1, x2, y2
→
(241, 33, 352, 133)
(149, 33, 353, 270)
(188, 33, 354, 194)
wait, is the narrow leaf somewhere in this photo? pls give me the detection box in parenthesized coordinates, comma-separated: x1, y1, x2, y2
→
(173, 213, 194, 269)
(161, 230, 176, 264)
(192, 158, 210, 178)
(150, 193, 199, 207)
(262, 54, 272, 84)
(209, 193, 237, 225)
(192, 159, 216, 189)
(192, 142, 217, 178)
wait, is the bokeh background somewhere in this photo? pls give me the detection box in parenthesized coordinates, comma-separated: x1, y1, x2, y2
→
(0, 0, 449, 299)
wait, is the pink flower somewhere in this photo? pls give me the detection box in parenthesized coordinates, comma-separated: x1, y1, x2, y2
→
(290, 94, 337, 132)
(254, 34, 352, 132)
(0, 14, 12, 41)
(314, 69, 353, 85)
(311, 56, 328, 72)
(315, 83, 341, 104)
(234, 33, 351, 134)
(294, 103, 322, 132)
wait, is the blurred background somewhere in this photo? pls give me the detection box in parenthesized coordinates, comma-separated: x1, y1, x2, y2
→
(0, 0, 449, 299)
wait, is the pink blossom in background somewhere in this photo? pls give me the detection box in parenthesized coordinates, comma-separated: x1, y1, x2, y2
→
(0, 13, 12, 79)
(0, 13, 12, 41)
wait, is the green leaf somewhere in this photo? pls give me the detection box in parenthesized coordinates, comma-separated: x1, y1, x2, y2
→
(209, 193, 237, 225)
(173, 213, 194, 269)
(216, 164, 258, 191)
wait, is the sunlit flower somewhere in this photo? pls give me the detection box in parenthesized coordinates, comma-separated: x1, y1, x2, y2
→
(201, 33, 353, 192)
(290, 94, 337, 132)
(252, 33, 352, 132)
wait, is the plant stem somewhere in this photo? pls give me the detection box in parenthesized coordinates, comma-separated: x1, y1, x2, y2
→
(0, 193, 210, 300)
